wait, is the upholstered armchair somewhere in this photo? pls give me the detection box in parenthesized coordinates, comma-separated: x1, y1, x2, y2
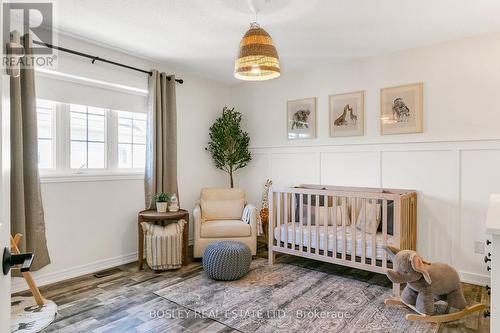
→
(193, 188, 257, 258)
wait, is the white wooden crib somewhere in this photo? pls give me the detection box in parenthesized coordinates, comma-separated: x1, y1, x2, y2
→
(268, 185, 417, 294)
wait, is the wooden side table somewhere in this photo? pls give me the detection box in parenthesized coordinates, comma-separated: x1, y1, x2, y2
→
(138, 209, 189, 270)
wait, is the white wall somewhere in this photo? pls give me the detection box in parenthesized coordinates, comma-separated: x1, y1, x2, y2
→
(13, 33, 229, 291)
(232, 33, 500, 285)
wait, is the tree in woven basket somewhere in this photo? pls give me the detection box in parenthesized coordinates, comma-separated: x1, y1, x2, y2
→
(206, 106, 251, 188)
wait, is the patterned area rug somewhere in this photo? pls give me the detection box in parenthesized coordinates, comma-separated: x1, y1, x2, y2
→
(11, 297, 57, 333)
(155, 258, 439, 333)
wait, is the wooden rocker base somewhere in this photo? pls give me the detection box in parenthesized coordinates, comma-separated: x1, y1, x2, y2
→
(384, 297, 486, 323)
(10, 234, 46, 306)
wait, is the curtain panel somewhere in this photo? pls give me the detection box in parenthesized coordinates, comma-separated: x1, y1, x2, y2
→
(145, 70, 178, 209)
(10, 31, 51, 271)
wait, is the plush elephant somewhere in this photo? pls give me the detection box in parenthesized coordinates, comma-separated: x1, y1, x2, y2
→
(384, 245, 466, 315)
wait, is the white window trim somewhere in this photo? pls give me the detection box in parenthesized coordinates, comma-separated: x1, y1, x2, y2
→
(40, 172, 144, 184)
(39, 101, 146, 182)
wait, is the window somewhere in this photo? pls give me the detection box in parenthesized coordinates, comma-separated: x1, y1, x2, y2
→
(70, 104, 106, 169)
(117, 111, 147, 169)
(35, 99, 147, 176)
(36, 99, 56, 169)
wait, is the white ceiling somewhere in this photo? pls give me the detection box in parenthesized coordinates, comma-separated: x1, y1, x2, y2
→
(50, 0, 500, 84)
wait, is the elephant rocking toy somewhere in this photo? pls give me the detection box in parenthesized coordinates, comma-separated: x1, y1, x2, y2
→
(382, 245, 486, 323)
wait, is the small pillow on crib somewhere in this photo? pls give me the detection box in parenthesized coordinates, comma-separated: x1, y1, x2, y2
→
(301, 205, 350, 226)
(356, 202, 381, 233)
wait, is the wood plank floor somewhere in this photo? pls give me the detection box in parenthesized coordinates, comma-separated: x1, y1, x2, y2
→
(14, 242, 490, 333)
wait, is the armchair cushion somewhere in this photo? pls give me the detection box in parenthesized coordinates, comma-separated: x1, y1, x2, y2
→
(200, 219, 251, 238)
(200, 199, 244, 220)
(201, 188, 245, 200)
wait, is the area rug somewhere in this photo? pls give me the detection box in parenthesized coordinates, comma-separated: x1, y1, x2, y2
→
(11, 297, 57, 333)
(155, 258, 439, 333)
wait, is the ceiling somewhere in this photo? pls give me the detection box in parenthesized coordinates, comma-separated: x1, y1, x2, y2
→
(49, 0, 500, 84)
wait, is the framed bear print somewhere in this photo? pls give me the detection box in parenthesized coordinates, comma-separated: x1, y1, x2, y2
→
(329, 90, 364, 137)
(380, 82, 423, 135)
(287, 97, 316, 140)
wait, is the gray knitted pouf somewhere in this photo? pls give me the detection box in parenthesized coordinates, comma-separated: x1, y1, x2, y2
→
(202, 241, 252, 281)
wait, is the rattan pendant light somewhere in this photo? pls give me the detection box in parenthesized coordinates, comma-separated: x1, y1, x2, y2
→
(234, 21, 280, 81)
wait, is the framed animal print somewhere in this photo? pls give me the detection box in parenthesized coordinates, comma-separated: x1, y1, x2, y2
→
(287, 97, 316, 140)
(380, 82, 423, 135)
(329, 90, 364, 137)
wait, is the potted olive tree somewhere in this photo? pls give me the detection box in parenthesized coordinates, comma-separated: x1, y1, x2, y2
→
(206, 107, 251, 188)
(155, 192, 170, 213)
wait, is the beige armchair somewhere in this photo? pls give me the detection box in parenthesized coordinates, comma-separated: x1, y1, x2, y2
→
(193, 188, 257, 258)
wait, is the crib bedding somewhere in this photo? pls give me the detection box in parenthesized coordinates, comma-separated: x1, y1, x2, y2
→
(274, 223, 394, 261)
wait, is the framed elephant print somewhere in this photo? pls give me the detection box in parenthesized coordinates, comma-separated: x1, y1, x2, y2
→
(329, 90, 364, 137)
(287, 97, 316, 140)
(380, 82, 423, 135)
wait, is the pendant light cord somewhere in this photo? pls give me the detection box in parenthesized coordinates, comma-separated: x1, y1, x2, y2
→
(248, 0, 259, 24)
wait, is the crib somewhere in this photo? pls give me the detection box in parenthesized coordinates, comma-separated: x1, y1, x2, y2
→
(268, 185, 417, 293)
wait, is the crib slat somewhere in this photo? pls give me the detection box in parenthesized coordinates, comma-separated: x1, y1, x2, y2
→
(315, 195, 320, 255)
(402, 197, 406, 249)
(307, 194, 312, 253)
(382, 199, 388, 269)
(394, 198, 401, 251)
(284, 193, 288, 248)
(268, 190, 274, 264)
(371, 199, 377, 267)
(299, 194, 304, 252)
(324, 195, 329, 258)
(277, 192, 281, 248)
(342, 197, 347, 260)
(361, 198, 366, 264)
(351, 197, 356, 263)
(332, 196, 337, 259)
(292, 193, 296, 250)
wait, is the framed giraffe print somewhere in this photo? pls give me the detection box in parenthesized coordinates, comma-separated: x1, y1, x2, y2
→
(380, 82, 423, 135)
(329, 91, 364, 137)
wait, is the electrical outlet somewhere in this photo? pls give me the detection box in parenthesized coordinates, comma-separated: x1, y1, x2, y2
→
(474, 241, 485, 254)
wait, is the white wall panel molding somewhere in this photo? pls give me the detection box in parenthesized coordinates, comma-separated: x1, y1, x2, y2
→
(242, 139, 500, 285)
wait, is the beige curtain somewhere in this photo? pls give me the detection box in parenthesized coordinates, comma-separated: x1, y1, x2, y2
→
(145, 70, 178, 209)
(10, 32, 51, 271)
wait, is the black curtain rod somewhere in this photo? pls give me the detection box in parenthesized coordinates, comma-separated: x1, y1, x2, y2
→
(32, 40, 184, 84)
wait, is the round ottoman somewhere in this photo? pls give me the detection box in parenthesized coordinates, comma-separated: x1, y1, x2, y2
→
(202, 241, 252, 281)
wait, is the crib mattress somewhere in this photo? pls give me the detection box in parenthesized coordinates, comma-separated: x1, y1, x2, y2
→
(274, 223, 394, 261)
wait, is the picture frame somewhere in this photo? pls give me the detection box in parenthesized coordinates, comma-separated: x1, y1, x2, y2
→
(287, 97, 316, 140)
(380, 82, 423, 135)
(329, 90, 364, 137)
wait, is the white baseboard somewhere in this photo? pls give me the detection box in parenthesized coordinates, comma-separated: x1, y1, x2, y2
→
(12, 240, 194, 294)
(459, 270, 490, 286)
(11, 252, 138, 294)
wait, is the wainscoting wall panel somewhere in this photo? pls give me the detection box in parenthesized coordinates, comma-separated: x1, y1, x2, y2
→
(460, 149, 500, 283)
(271, 152, 321, 187)
(244, 139, 500, 285)
(381, 150, 456, 265)
(237, 152, 271, 206)
(321, 151, 380, 188)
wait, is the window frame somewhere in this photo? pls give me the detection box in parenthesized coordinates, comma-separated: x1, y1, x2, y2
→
(69, 104, 108, 170)
(36, 100, 57, 170)
(38, 100, 146, 182)
(116, 110, 147, 170)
